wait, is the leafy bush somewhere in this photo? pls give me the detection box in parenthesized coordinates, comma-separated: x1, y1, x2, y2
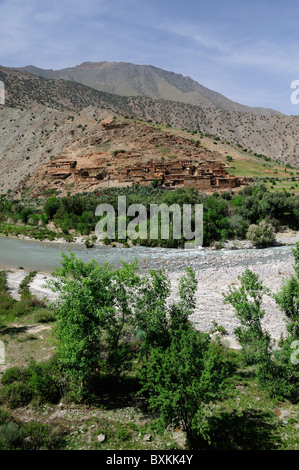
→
(1, 366, 28, 385)
(33, 308, 54, 323)
(26, 359, 62, 404)
(0, 410, 10, 425)
(0, 422, 23, 450)
(10, 297, 35, 317)
(224, 244, 299, 402)
(139, 325, 235, 448)
(21, 422, 56, 450)
(116, 423, 131, 442)
(0, 419, 62, 450)
(1, 382, 33, 409)
(246, 220, 276, 247)
(223, 267, 271, 365)
(0, 359, 62, 407)
(0, 290, 16, 317)
(0, 271, 8, 293)
(18, 271, 37, 299)
(256, 337, 299, 402)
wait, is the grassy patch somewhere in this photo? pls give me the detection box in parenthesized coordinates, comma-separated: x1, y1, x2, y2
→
(226, 158, 299, 193)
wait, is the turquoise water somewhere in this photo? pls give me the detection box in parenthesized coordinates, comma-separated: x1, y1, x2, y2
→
(0, 236, 198, 272)
(0, 235, 294, 273)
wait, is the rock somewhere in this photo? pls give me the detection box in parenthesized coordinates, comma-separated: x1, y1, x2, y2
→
(97, 434, 106, 443)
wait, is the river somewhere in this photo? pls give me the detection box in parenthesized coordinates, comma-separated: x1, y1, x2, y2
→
(0, 234, 297, 273)
(1, 235, 297, 342)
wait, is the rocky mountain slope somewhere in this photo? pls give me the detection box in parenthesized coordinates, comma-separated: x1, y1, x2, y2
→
(19, 113, 229, 198)
(16, 62, 281, 116)
(0, 65, 299, 196)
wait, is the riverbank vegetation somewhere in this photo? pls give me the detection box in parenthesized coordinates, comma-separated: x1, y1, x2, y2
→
(0, 246, 298, 450)
(0, 183, 299, 248)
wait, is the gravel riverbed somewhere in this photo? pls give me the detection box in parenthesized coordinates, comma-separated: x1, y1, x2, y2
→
(3, 231, 299, 349)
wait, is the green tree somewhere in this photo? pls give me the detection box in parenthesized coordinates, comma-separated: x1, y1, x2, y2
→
(223, 248, 299, 402)
(274, 242, 299, 338)
(104, 260, 141, 378)
(43, 196, 60, 221)
(133, 267, 197, 350)
(139, 325, 234, 448)
(203, 196, 232, 246)
(48, 254, 143, 393)
(49, 254, 111, 392)
(260, 242, 299, 401)
(223, 267, 271, 364)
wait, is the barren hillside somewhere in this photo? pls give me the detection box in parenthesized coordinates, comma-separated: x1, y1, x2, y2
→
(17, 113, 228, 197)
(16, 62, 281, 115)
(0, 64, 299, 196)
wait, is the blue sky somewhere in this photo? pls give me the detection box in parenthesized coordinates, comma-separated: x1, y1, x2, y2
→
(1, 0, 299, 114)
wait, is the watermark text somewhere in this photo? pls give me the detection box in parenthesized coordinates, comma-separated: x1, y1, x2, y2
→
(0, 81, 5, 105)
(95, 197, 203, 248)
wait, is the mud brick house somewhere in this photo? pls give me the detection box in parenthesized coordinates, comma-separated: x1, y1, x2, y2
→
(118, 160, 241, 189)
(44, 157, 245, 191)
(44, 160, 77, 180)
(74, 166, 107, 184)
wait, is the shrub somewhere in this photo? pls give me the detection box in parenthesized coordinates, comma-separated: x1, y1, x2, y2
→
(256, 337, 299, 402)
(116, 423, 131, 442)
(246, 220, 276, 247)
(0, 359, 62, 407)
(22, 422, 54, 450)
(0, 422, 23, 450)
(0, 290, 16, 316)
(26, 359, 62, 404)
(139, 326, 235, 448)
(1, 382, 32, 409)
(223, 267, 271, 365)
(224, 245, 299, 402)
(33, 308, 54, 323)
(0, 271, 8, 293)
(1, 366, 28, 386)
(18, 271, 37, 299)
(10, 297, 35, 317)
(0, 410, 10, 425)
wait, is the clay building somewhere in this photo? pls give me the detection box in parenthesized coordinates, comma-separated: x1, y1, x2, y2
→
(46, 161, 77, 173)
(74, 167, 107, 183)
(45, 160, 77, 180)
(44, 157, 244, 191)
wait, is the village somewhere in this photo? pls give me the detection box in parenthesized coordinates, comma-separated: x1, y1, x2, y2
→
(44, 156, 252, 191)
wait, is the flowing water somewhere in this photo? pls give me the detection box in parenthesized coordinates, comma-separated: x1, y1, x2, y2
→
(0, 235, 296, 273)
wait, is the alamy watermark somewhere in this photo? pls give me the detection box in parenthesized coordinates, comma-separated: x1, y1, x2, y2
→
(0, 81, 5, 105)
(291, 340, 299, 365)
(95, 196, 203, 248)
(0, 341, 5, 365)
(290, 80, 299, 104)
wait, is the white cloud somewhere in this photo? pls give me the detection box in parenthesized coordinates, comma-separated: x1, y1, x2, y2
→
(159, 20, 299, 75)
(0, 0, 111, 65)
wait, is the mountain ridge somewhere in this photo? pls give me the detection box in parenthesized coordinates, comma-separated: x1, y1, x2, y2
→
(1, 64, 299, 190)
(14, 62, 282, 116)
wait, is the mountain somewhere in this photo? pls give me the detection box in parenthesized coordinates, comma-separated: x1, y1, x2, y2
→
(1, 63, 299, 196)
(0, 65, 130, 112)
(15, 62, 281, 116)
